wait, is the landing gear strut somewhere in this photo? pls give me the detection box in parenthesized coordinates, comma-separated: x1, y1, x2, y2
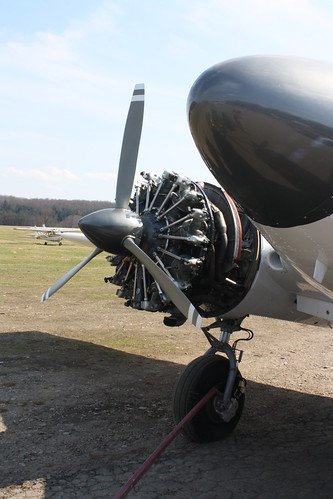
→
(173, 318, 253, 442)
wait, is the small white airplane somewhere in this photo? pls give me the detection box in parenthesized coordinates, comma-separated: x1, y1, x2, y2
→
(41, 59, 333, 443)
(15, 225, 92, 246)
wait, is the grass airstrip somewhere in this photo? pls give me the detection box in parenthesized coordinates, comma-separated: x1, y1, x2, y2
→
(0, 225, 109, 292)
(0, 225, 206, 359)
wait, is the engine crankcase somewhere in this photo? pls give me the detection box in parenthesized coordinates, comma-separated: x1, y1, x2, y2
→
(106, 170, 260, 321)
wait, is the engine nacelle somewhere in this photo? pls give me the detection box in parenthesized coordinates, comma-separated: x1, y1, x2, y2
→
(105, 170, 261, 324)
(105, 170, 330, 327)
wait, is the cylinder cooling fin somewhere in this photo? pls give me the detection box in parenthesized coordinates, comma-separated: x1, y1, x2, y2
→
(105, 170, 261, 324)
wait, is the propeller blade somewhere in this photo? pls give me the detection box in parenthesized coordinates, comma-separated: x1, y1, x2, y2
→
(123, 237, 203, 330)
(41, 247, 102, 302)
(115, 84, 145, 209)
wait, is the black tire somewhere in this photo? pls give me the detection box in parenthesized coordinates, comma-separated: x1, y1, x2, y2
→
(172, 354, 245, 443)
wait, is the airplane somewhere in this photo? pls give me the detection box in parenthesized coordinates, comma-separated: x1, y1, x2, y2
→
(15, 225, 92, 247)
(41, 57, 333, 443)
(15, 225, 66, 245)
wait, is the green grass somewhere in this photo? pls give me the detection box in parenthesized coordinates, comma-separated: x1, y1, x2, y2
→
(0, 225, 113, 291)
(0, 225, 205, 359)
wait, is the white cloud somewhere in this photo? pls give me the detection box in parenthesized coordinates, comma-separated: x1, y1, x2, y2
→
(0, 2, 127, 119)
(85, 171, 117, 182)
(6, 166, 79, 182)
(1, 32, 103, 88)
(0, 30, 75, 74)
(69, 2, 122, 35)
(0, 166, 81, 199)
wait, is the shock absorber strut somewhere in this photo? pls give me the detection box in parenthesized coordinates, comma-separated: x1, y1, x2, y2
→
(202, 318, 252, 422)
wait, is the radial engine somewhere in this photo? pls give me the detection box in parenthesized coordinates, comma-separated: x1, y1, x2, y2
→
(105, 170, 260, 325)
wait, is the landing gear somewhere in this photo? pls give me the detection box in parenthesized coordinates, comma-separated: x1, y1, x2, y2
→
(173, 354, 245, 442)
(172, 319, 252, 443)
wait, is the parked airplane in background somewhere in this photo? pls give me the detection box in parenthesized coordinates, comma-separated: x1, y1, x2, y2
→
(41, 57, 333, 443)
(15, 225, 68, 245)
(15, 225, 92, 246)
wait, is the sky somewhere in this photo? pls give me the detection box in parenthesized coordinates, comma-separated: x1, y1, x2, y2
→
(1, 0, 333, 201)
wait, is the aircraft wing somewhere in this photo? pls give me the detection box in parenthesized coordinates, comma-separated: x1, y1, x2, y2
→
(14, 226, 81, 236)
(55, 231, 94, 247)
(14, 226, 91, 245)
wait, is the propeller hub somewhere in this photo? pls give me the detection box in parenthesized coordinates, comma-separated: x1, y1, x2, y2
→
(78, 208, 143, 254)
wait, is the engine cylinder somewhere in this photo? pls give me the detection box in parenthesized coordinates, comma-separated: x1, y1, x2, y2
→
(106, 171, 261, 322)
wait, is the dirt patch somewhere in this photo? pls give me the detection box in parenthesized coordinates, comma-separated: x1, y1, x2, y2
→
(0, 289, 333, 497)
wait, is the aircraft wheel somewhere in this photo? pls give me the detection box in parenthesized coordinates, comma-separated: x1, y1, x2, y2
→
(173, 354, 245, 443)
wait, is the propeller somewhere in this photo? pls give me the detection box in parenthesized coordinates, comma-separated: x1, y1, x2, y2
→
(41, 84, 203, 330)
(41, 247, 102, 302)
(122, 237, 202, 329)
(116, 83, 145, 209)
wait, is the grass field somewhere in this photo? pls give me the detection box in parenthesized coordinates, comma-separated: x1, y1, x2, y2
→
(0, 224, 206, 358)
(0, 225, 111, 292)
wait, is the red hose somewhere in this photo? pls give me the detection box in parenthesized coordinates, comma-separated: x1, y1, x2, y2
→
(113, 386, 220, 498)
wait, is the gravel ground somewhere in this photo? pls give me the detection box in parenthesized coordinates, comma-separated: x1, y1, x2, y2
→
(0, 292, 332, 498)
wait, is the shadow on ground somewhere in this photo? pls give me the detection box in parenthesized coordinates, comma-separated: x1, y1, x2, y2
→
(0, 331, 332, 498)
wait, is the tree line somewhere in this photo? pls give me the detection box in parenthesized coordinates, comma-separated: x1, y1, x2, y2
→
(0, 195, 115, 227)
